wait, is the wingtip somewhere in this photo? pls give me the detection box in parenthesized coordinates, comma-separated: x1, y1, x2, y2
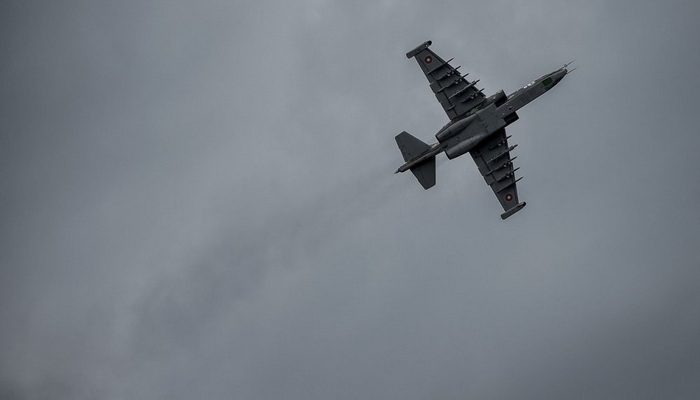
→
(406, 40, 432, 59)
(500, 202, 526, 220)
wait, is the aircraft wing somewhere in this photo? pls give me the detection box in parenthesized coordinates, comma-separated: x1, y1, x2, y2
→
(469, 128, 526, 219)
(406, 41, 486, 121)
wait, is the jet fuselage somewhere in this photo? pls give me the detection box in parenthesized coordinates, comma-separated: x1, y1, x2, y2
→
(396, 66, 568, 174)
(433, 67, 568, 159)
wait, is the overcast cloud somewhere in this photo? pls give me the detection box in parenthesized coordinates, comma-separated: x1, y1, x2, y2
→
(2, 1, 700, 399)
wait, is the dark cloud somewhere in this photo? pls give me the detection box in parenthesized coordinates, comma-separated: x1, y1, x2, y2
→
(2, 0, 700, 399)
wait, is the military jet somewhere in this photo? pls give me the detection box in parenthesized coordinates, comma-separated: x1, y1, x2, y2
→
(395, 41, 570, 219)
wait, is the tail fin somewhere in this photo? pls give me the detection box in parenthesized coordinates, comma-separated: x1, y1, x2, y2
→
(395, 131, 436, 190)
(396, 131, 429, 161)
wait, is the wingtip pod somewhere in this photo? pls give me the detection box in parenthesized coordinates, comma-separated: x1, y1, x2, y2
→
(500, 202, 526, 220)
(406, 40, 432, 59)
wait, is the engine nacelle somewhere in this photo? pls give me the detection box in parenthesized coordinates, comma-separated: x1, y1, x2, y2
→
(444, 131, 489, 159)
(443, 104, 507, 159)
(435, 114, 477, 142)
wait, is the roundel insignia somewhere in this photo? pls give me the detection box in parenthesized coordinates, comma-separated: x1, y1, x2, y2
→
(504, 193, 514, 202)
(424, 55, 432, 64)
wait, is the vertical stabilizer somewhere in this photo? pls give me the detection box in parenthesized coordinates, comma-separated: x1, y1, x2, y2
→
(395, 131, 430, 162)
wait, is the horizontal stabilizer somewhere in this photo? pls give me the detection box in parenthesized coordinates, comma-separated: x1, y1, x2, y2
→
(411, 157, 436, 190)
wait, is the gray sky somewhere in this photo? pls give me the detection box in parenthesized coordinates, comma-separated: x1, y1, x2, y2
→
(2, 0, 700, 399)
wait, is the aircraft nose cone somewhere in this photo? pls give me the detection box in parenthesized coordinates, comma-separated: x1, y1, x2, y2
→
(553, 69, 567, 84)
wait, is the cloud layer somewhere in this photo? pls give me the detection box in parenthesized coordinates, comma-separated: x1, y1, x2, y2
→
(2, 1, 700, 398)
